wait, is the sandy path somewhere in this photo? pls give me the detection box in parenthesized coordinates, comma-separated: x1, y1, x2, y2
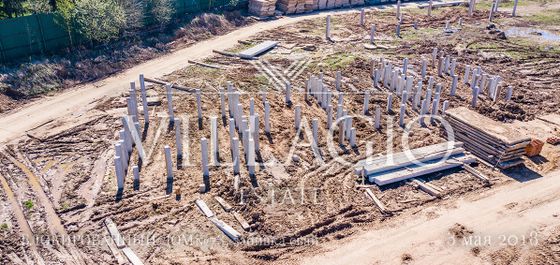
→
(302, 169, 560, 265)
(0, 1, 435, 145)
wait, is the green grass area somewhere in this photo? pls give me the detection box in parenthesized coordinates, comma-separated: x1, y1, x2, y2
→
(23, 200, 34, 210)
(0, 223, 8, 230)
(226, 43, 253, 53)
(316, 52, 358, 71)
(526, 9, 560, 26)
(255, 74, 270, 86)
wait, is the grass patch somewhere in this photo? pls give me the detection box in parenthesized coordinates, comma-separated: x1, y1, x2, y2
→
(317, 52, 357, 70)
(0, 223, 8, 230)
(526, 9, 560, 26)
(226, 43, 253, 53)
(255, 74, 270, 86)
(23, 200, 34, 210)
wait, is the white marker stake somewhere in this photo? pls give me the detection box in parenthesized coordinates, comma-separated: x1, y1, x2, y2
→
(327, 105, 333, 129)
(450, 75, 458, 96)
(220, 89, 226, 119)
(139, 74, 149, 124)
(201, 138, 209, 177)
(512, 0, 519, 16)
(211, 117, 219, 166)
(374, 106, 381, 129)
(505, 86, 513, 101)
(175, 118, 182, 160)
(164, 145, 173, 181)
(232, 138, 240, 175)
(360, 8, 365, 26)
(248, 138, 255, 176)
(399, 104, 406, 127)
(295, 105, 301, 130)
(129, 82, 139, 123)
(249, 98, 255, 116)
(264, 101, 271, 133)
(442, 100, 449, 115)
(363, 92, 370, 115)
(463, 65, 471, 84)
(472, 86, 480, 107)
(115, 156, 124, 191)
(132, 165, 139, 184)
(387, 94, 393, 113)
(166, 84, 174, 122)
(196, 89, 203, 122)
(326, 15, 331, 40)
(285, 81, 291, 104)
(350, 128, 357, 147)
(336, 71, 342, 91)
(421, 59, 427, 79)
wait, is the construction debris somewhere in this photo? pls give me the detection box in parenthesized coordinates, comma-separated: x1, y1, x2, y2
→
(210, 217, 242, 242)
(355, 141, 476, 186)
(445, 107, 531, 168)
(239, 41, 279, 59)
(364, 188, 387, 213)
(525, 139, 544, 157)
(195, 199, 214, 218)
(410, 178, 442, 198)
(233, 212, 251, 231)
(215, 196, 233, 212)
(187, 60, 226, 70)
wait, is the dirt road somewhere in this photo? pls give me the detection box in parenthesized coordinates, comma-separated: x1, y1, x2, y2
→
(302, 169, 560, 265)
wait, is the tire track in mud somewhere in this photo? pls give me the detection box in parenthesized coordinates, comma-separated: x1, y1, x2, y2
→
(2, 151, 89, 265)
(0, 171, 46, 265)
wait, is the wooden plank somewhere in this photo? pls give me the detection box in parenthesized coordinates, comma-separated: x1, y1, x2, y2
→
(209, 217, 242, 242)
(122, 247, 144, 265)
(354, 141, 464, 174)
(233, 212, 251, 231)
(411, 179, 442, 198)
(105, 218, 126, 249)
(143, 77, 195, 93)
(446, 107, 531, 145)
(364, 188, 387, 213)
(462, 164, 490, 183)
(370, 155, 476, 186)
(187, 60, 225, 70)
(214, 196, 233, 212)
(195, 199, 214, 218)
(239, 40, 278, 59)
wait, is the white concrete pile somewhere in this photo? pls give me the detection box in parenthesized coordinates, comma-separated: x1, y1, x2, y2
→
(249, 0, 278, 17)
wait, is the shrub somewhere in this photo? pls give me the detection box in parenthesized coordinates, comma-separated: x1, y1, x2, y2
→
(23, 200, 34, 210)
(72, 0, 126, 43)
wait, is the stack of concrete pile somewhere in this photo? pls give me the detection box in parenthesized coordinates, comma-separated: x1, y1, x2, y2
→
(277, 0, 307, 13)
(445, 107, 531, 169)
(249, 0, 277, 17)
(279, 0, 362, 13)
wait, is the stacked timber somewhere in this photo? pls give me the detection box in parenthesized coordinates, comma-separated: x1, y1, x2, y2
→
(249, 0, 277, 17)
(445, 107, 531, 169)
(354, 141, 476, 186)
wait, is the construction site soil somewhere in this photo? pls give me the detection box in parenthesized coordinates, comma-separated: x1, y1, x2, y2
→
(1, 2, 559, 265)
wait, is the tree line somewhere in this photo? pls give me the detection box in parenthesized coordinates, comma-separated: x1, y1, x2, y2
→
(1, 0, 174, 43)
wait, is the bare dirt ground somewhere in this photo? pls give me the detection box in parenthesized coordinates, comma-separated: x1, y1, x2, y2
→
(1, 1, 560, 264)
